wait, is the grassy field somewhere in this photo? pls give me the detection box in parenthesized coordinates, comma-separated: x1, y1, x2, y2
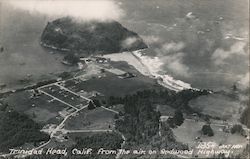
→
(156, 104, 176, 116)
(189, 93, 244, 121)
(172, 119, 248, 157)
(40, 85, 89, 108)
(108, 104, 124, 113)
(4, 91, 34, 112)
(25, 107, 57, 123)
(64, 107, 115, 130)
(64, 71, 160, 97)
(5, 91, 68, 112)
(3, 90, 68, 124)
(110, 61, 144, 75)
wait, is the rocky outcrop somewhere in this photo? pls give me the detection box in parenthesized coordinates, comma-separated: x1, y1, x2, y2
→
(41, 17, 147, 54)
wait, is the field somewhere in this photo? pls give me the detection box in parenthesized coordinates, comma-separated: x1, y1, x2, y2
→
(189, 93, 245, 121)
(64, 107, 116, 130)
(108, 104, 124, 113)
(5, 91, 69, 112)
(63, 71, 160, 97)
(3, 91, 71, 124)
(40, 84, 89, 109)
(104, 52, 151, 76)
(25, 107, 57, 123)
(172, 119, 248, 157)
(109, 61, 141, 73)
(156, 104, 176, 116)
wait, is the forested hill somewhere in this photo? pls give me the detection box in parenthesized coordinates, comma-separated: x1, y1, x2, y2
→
(40, 17, 147, 54)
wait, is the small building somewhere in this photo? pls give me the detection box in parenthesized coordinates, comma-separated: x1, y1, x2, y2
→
(79, 57, 92, 63)
(95, 57, 110, 63)
(30, 89, 41, 98)
(191, 113, 199, 122)
(160, 116, 169, 122)
(86, 59, 92, 62)
(77, 62, 85, 69)
(118, 72, 136, 79)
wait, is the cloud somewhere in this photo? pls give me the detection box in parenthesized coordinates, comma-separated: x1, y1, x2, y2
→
(162, 52, 190, 77)
(121, 37, 140, 49)
(161, 42, 185, 54)
(238, 72, 249, 89)
(211, 42, 246, 65)
(7, 0, 124, 21)
(154, 42, 190, 77)
(141, 35, 161, 45)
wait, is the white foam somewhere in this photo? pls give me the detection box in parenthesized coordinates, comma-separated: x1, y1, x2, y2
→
(105, 49, 194, 92)
(133, 50, 192, 91)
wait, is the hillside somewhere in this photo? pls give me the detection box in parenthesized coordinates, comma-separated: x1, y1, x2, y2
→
(40, 17, 147, 54)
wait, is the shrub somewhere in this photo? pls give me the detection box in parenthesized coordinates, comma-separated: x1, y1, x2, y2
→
(87, 101, 95, 110)
(63, 54, 79, 65)
(167, 110, 184, 128)
(173, 110, 184, 126)
(93, 99, 101, 107)
(231, 124, 244, 134)
(201, 124, 214, 136)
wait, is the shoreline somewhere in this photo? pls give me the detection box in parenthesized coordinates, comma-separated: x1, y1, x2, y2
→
(104, 49, 195, 92)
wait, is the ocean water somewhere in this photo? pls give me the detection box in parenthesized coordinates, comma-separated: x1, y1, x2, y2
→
(0, 4, 76, 91)
(120, 0, 249, 91)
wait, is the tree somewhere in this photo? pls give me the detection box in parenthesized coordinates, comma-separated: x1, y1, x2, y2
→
(0, 111, 49, 152)
(240, 105, 250, 128)
(173, 110, 184, 126)
(87, 101, 95, 110)
(115, 98, 160, 144)
(67, 132, 123, 159)
(201, 124, 214, 136)
(167, 117, 176, 128)
(93, 99, 101, 107)
(0, 103, 8, 111)
(63, 53, 79, 65)
(230, 124, 244, 135)
(32, 112, 36, 118)
(58, 71, 71, 79)
(114, 114, 119, 119)
(167, 110, 184, 128)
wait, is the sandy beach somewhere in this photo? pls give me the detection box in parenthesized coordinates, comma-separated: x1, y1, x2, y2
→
(104, 49, 193, 92)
